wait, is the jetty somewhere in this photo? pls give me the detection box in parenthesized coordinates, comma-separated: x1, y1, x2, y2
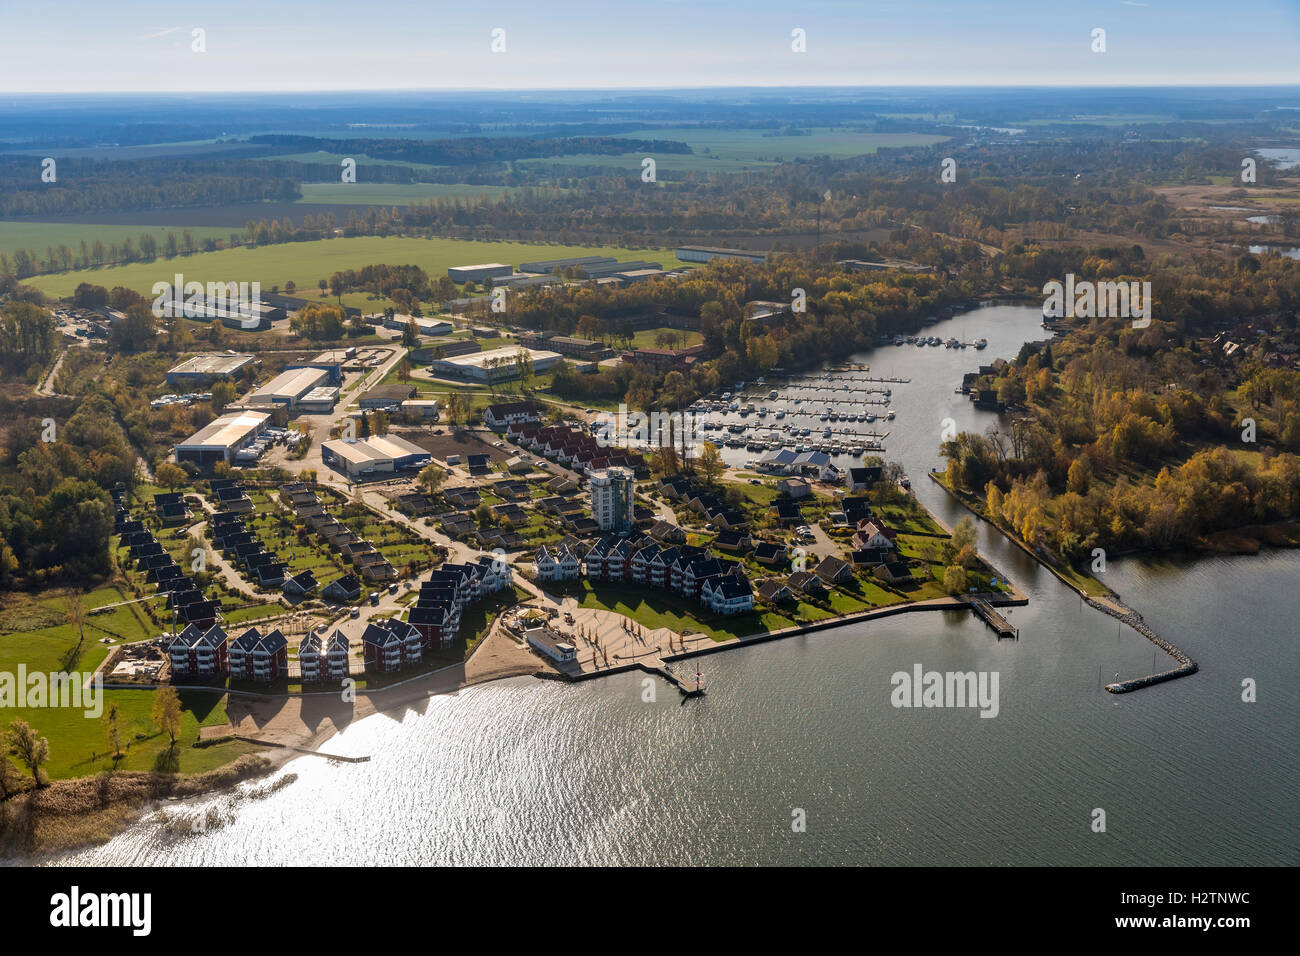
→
(654, 662, 706, 698)
(967, 595, 1018, 638)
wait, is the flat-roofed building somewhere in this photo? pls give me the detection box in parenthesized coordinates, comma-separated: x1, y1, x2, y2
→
(429, 346, 561, 383)
(518, 255, 616, 274)
(321, 435, 431, 479)
(297, 386, 339, 414)
(382, 314, 453, 337)
(165, 353, 255, 386)
(360, 384, 417, 410)
(614, 268, 666, 284)
(249, 367, 328, 409)
(676, 245, 767, 265)
(579, 260, 662, 278)
(447, 263, 512, 283)
(174, 411, 271, 468)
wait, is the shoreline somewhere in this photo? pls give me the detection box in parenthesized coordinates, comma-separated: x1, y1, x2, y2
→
(925, 472, 1199, 693)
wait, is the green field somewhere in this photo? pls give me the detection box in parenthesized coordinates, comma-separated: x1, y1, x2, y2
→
(0, 585, 260, 779)
(520, 128, 950, 173)
(296, 183, 520, 205)
(0, 221, 232, 259)
(29, 236, 687, 301)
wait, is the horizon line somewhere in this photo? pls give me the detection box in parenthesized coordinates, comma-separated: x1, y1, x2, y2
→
(4, 81, 1300, 97)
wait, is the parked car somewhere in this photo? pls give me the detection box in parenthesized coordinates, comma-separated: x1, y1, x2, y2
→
(369, 592, 380, 606)
(388, 583, 398, 594)
(349, 607, 360, 619)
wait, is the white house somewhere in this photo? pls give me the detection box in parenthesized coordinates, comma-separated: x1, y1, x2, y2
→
(702, 575, 754, 616)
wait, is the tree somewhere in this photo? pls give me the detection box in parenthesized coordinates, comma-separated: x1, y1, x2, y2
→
(155, 462, 186, 492)
(104, 702, 123, 759)
(697, 442, 724, 483)
(66, 591, 88, 662)
(7, 719, 50, 787)
(446, 391, 470, 431)
(210, 380, 237, 413)
(418, 463, 446, 497)
(943, 565, 969, 595)
(151, 686, 183, 748)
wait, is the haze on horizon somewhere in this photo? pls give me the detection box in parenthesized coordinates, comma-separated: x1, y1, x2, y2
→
(0, 0, 1298, 94)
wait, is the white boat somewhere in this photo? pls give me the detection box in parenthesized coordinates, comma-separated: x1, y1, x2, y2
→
(975, 338, 988, 349)
(886, 409, 896, 420)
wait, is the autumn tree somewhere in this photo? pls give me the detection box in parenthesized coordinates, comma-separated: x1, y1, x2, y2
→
(7, 720, 50, 787)
(151, 686, 183, 748)
(696, 442, 724, 483)
(155, 461, 186, 492)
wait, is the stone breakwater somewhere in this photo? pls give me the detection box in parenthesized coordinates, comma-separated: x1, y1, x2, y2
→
(1087, 596, 1199, 693)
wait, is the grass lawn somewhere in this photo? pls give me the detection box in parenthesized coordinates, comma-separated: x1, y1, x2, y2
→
(3, 688, 262, 780)
(29, 236, 687, 301)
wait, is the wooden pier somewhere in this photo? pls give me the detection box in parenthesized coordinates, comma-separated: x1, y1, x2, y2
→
(654, 662, 706, 698)
(968, 596, 1019, 638)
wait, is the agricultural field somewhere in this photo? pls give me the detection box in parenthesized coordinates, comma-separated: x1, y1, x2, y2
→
(0, 221, 231, 258)
(28, 235, 687, 302)
(520, 128, 950, 174)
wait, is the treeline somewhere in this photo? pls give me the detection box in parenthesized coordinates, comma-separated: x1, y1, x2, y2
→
(0, 156, 299, 218)
(0, 301, 57, 374)
(0, 228, 246, 280)
(250, 134, 692, 166)
(0, 394, 129, 587)
(941, 312, 1300, 563)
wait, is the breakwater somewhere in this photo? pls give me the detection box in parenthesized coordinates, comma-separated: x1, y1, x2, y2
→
(927, 473, 1198, 694)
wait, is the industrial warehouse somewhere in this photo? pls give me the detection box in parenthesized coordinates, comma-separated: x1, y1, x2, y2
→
(173, 410, 271, 468)
(248, 367, 337, 412)
(320, 434, 431, 479)
(428, 345, 562, 382)
(165, 353, 256, 386)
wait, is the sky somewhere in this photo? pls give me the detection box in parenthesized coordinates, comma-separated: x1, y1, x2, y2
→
(0, 0, 1298, 92)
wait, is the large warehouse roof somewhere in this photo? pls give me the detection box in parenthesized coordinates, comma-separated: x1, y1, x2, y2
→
(437, 346, 561, 371)
(249, 367, 327, 403)
(167, 353, 255, 378)
(176, 411, 270, 450)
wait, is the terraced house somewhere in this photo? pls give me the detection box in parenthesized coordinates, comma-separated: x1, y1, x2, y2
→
(169, 624, 228, 678)
(228, 626, 289, 682)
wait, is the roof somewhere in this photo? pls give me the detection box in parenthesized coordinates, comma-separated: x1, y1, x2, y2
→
(485, 401, 540, 418)
(250, 366, 326, 402)
(167, 353, 255, 377)
(709, 575, 753, 599)
(175, 411, 270, 450)
(362, 384, 418, 403)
